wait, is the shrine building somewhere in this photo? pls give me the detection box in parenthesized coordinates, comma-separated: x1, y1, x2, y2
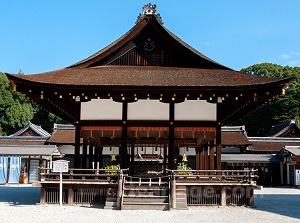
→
(5, 4, 292, 209)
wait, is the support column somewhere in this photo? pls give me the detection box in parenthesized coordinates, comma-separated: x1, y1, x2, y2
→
(117, 171, 123, 209)
(121, 102, 128, 169)
(67, 186, 73, 205)
(195, 147, 199, 170)
(204, 144, 208, 172)
(168, 102, 175, 170)
(99, 144, 103, 169)
(40, 187, 45, 204)
(163, 143, 167, 175)
(130, 143, 135, 175)
(94, 144, 100, 170)
(220, 187, 227, 206)
(82, 138, 88, 169)
(170, 172, 176, 209)
(199, 147, 205, 170)
(74, 100, 81, 168)
(216, 123, 222, 170)
(88, 139, 94, 169)
(74, 122, 81, 168)
(280, 161, 284, 185)
(247, 188, 254, 207)
(287, 163, 290, 185)
(209, 139, 215, 171)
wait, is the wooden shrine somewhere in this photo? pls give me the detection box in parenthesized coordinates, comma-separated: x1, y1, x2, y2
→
(5, 4, 292, 209)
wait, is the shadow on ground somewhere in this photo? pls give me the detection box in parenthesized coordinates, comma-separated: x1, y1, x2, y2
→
(0, 186, 40, 205)
(254, 192, 300, 220)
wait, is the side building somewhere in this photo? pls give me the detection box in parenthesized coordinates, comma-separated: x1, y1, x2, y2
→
(0, 122, 62, 184)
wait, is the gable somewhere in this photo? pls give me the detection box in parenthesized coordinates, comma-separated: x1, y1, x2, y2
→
(91, 25, 214, 68)
(73, 15, 228, 69)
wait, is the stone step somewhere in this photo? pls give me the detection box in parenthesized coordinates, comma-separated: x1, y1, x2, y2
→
(123, 196, 168, 202)
(124, 190, 169, 197)
(121, 203, 169, 211)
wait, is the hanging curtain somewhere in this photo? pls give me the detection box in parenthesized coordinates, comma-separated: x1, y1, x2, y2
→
(8, 156, 22, 184)
(0, 156, 8, 184)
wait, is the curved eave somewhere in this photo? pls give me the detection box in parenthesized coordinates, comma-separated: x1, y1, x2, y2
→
(5, 70, 292, 126)
(5, 67, 293, 89)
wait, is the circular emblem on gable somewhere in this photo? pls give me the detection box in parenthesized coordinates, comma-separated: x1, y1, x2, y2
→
(144, 38, 155, 51)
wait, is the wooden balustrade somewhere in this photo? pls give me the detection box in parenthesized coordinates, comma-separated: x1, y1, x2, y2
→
(39, 167, 128, 183)
(166, 169, 258, 183)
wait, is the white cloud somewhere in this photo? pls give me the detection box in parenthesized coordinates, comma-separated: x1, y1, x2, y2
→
(280, 54, 291, 58)
(288, 60, 300, 66)
(201, 41, 210, 46)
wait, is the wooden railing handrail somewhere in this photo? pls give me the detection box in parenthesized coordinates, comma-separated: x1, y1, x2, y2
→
(38, 167, 129, 182)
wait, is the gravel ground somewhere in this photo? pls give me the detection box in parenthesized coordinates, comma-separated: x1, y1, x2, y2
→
(0, 185, 299, 223)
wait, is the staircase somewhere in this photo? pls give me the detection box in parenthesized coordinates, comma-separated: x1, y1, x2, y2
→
(121, 176, 170, 210)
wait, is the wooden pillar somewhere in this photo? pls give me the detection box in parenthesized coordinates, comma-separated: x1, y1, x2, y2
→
(94, 144, 99, 169)
(74, 100, 81, 168)
(82, 138, 88, 169)
(209, 139, 215, 171)
(40, 187, 45, 204)
(247, 188, 254, 207)
(67, 186, 73, 205)
(220, 187, 227, 206)
(216, 124, 222, 170)
(204, 144, 208, 172)
(163, 143, 167, 175)
(121, 102, 128, 169)
(88, 138, 94, 169)
(168, 102, 175, 170)
(117, 172, 123, 209)
(99, 144, 103, 169)
(170, 172, 176, 209)
(74, 122, 81, 168)
(200, 149, 205, 170)
(216, 104, 222, 170)
(196, 148, 199, 170)
(195, 139, 201, 170)
(130, 143, 135, 175)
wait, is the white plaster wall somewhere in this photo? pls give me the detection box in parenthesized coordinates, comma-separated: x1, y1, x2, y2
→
(80, 99, 122, 120)
(175, 100, 216, 121)
(128, 100, 169, 120)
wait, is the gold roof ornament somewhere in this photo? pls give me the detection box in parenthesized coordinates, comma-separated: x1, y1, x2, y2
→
(182, 153, 188, 162)
(111, 153, 116, 162)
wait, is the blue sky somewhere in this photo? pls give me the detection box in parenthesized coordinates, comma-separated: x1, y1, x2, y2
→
(1, 1, 300, 74)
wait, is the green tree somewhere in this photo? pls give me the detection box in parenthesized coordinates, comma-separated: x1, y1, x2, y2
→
(31, 104, 67, 134)
(0, 72, 34, 135)
(237, 63, 300, 136)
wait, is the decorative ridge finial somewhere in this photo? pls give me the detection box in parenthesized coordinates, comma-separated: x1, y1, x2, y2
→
(136, 3, 163, 25)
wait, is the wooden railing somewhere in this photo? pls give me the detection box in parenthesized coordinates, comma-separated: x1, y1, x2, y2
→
(166, 169, 258, 183)
(39, 168, 128, 183)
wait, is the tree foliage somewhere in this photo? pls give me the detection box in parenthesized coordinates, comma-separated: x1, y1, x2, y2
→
(0, 72, 34, 135)
(237, 63, 300, 136)
(0, 72, 67, 135)
(31, 104, 67, 133)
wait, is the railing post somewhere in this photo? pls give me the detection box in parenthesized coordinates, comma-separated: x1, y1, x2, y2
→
(170, 171, 176, 209)
(220, 187, 227, 206)
(117, 170, 123, 209)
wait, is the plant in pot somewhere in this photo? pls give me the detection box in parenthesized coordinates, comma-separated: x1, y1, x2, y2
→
(177, 162, 192, 175)
(104, 164, 120, 181)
